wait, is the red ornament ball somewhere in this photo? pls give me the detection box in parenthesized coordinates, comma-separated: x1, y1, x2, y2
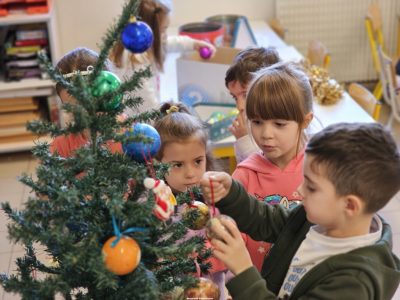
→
(102, 236, 141, 275)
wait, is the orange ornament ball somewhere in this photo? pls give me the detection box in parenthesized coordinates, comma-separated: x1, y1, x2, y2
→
(102, 236, 141, 275)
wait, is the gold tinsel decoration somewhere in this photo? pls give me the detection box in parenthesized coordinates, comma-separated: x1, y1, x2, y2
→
(302, 61, 343, 105)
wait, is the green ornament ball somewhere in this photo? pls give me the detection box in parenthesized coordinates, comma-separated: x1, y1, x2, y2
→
(91, 71, 122, 110)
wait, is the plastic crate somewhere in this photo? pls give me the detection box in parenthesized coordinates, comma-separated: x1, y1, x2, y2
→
(192, 102, 238, 141)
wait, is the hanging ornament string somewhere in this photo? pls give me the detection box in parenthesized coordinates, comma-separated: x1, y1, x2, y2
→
(141, 147, 156, 179)
(111, 215, 148, 247)
(209, 178, 216, 216)
(189, 189, 197, 208)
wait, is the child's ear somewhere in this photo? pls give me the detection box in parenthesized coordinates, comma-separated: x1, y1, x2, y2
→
(343, 194, 364, 217)
(302, 112, 314, 129)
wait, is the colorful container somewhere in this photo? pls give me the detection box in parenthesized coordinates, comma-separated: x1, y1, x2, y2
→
(179, 22, 224, 47)
(205, 14, 243, 47)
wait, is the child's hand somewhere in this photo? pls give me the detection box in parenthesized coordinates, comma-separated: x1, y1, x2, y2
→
(200, 172, 232, 204)
(193, 40, 217, 58)
(210, 218, 252, 275)
(228, 111, 247, 139)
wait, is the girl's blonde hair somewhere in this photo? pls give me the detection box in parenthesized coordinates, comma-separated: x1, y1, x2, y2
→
(110, 0, 170, 71)
(154, 102, 216, 171)
(246, 62, 313, 149)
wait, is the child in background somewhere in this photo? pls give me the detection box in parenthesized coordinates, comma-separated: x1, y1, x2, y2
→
(232, 62, 313, 272)
(51, 47, 122, 157)
(200, 122, 400, 300)
(225, 47, 281, 162)
(153, 102, 228, 300)
(110, 0, 216, 115)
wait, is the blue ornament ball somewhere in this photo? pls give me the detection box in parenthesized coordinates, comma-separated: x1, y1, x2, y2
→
(123, 123, 161, 162)
(121, 21, 153, 54)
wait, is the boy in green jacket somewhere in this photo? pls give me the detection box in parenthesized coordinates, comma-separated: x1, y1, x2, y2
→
(200, 122, 400, 300)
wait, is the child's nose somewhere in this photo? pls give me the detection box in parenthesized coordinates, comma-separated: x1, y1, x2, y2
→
(261, 124, 273, 139)
(184, 166, 196, 178)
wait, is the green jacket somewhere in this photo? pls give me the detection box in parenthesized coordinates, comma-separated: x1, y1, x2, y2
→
(218, 180, 400, 300)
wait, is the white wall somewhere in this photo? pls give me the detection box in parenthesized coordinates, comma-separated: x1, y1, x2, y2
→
(54, 0, 275, 56)
(169, 0, 274, 26)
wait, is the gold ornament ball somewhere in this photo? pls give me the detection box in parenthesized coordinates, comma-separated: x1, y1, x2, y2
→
(182, 201, 210, 230)
(184, 277, 220, 300)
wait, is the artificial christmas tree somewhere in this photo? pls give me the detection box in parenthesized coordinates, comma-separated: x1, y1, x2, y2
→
(0, 0, 211, 298)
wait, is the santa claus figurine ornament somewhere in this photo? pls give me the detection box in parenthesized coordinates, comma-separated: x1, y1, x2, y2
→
(144, 178, 176, 221)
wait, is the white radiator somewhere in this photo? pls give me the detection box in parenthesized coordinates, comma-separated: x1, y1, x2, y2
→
(276, 0, 400, 82)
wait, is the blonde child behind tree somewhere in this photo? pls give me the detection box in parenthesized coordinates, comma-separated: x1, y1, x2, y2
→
(154, 102, 228, 300)
(232, 62, 313, 272)
(110, 0, 216, 116)
(200, 122, 400, 300)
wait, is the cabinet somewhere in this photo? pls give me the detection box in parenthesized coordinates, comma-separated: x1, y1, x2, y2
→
(0, 0, 60, 153)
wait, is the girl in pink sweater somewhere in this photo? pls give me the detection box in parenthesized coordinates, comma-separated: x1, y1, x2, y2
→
(232, 62, 314, 271)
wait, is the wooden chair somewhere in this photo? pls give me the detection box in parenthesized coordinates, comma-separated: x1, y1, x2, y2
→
(307, 40, 330, 69)
(377, 45, 400, 126)
(348, 83, 381, 121)
(365, 2, 385, 99)
(268, 18, 286, 40)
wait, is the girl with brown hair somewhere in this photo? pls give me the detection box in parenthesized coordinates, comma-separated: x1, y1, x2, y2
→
(110, 0, 215, 116)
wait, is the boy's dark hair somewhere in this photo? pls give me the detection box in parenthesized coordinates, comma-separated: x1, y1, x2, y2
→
(306, 122, 400, 213)
(154, 102, 217, 171)
(55, 47, 112, 95)
(225, 47, 280, 87)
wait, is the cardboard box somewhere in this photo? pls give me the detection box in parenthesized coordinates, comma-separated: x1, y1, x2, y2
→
(176, 47, 240, 107)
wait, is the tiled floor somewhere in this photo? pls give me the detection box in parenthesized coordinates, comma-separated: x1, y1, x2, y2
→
(1, 104, 400, 299)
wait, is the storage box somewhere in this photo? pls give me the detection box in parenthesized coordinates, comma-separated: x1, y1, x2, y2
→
(176, 47, 240, 107)
(192, 102, 237, 141)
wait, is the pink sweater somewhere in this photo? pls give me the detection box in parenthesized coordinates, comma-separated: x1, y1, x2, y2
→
(232, 151, 304, 271)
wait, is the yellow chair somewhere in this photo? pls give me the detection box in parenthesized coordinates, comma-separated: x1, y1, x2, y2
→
(307, 40, 331, 69)
(377, 45, 400, 127)
(212, 146, 237, 174)
(268, 18, 286, 40)
(348, 83, 381, 121)
(365, 2, 393, 100)
(397, 14, 400, 58)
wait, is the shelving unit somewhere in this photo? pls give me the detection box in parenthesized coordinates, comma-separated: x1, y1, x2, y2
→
(0, 0, 60, 153)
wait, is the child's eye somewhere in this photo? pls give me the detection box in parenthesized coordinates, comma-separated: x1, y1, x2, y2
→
(251, 119, 261, 125)
(306, 186, 316, 192)
(172, 163, 183, 168)
(275, 121, 287, 127)
(195, 158, 204, 165)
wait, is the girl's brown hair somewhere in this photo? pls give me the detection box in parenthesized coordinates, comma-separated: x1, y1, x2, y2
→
(246, 62, 313, 149)
(154, 102, 216, 171)
(110, 0, 170, 71)
(55, 47, 112, 95)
